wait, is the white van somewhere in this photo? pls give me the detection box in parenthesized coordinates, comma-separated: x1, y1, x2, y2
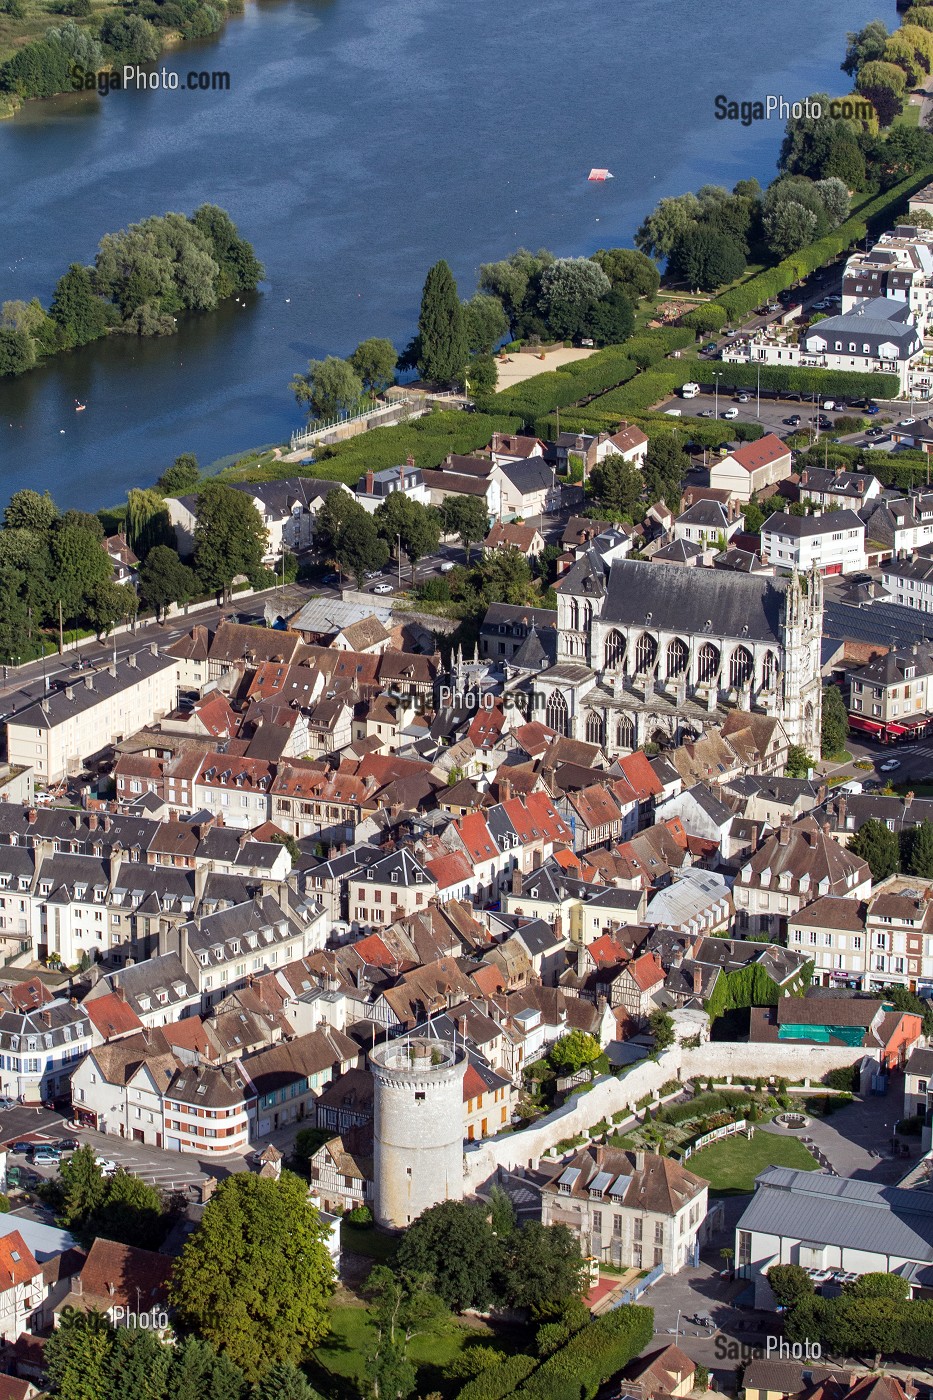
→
(681, 382, 700, 399)
(664, 408, 682, 417)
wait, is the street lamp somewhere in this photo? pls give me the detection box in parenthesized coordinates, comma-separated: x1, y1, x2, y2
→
(713, 372, 723, 421)
(756, 364, 761, 421)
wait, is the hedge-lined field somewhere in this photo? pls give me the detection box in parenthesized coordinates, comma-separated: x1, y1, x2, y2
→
(714, 169, 933, 321)
(282, 411, 524, 485)
(513, 1305, 654, 1400)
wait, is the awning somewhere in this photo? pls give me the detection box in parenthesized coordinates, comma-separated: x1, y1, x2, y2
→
(887, 723, 908, 736)
(848, 714, 884, 735)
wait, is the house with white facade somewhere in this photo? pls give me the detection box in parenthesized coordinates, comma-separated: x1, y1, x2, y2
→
(355, 463, 429, 514)
(707, 435, 793, 504)
(761, 509, 867, 577)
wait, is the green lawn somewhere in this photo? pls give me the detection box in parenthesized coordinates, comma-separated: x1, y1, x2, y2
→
(688, 1129, 818, 1195)
(339, 1222, 399, 1264)
(313, 1304, 529, 1399)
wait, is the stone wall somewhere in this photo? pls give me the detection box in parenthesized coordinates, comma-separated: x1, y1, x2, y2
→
(462, 1039, 877, 1190)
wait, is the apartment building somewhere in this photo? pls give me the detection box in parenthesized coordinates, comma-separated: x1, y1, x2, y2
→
(6, 649, 179, 785)
(733, 817, 872, 940)
(761, 510, 866, 577)
(847, 643, 933, 734)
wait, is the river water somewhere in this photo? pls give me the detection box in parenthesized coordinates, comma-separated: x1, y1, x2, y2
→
(0, 0, 883, 507)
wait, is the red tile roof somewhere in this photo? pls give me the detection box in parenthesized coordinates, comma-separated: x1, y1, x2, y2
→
(455, 812, 498, 864)
(729, 433, 791, 473)
(84, 992, 144, 1042)
(425, 851, 474, 892)
(0, 1231, 39, 1289)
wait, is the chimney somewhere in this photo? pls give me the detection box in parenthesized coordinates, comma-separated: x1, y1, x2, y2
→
(511, 865, 522, 895)
(406, 454, 415, 468)
(778, 816, 791, 847)
(836, 794, 847, 828)
(532, 848, 542, 870)
(906, 790, 916, 810)
(26, 808, 36, 825)
(365, 470, 374, 495)
(109, 848, 122, 887)
(84, 675, 94, 690)
(88, 812, 99, 832)
(553, 915, 563, 942)
(500, 776, 512, 804)
(634, 1149, 645, 1171)
(102, 815, 111, 833)
(692, 966, 704, 996)
(127, 653, 137, 669)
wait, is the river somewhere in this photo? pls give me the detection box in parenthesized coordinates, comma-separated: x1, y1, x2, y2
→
(0, 0, 884, 508)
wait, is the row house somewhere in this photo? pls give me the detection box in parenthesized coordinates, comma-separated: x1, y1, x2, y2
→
(246, 1025, 359, 1136)
(0, 1001, 93, 1103)
(163, 1061, 255, 1156)
(271, 764, 369, 844)
(166, 891, 328, 1013)
(195, 756, 274, 830)
(349, 848, 437, 930)
(70, 1032, 179, 1145)
(846, 643, 933, 740)
(733, 817, 872, 940)
(788, 876, 933, 993)
(87, 952, 201, 1029)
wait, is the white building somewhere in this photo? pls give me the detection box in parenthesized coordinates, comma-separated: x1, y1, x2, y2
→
(881, 551, 933, 611)
(355, 464, 429, 514)
(6, 649, 180, 786)
(761, 509, 867, 576)
(842, 225, 933, 335)
(165, 478, 348, 564)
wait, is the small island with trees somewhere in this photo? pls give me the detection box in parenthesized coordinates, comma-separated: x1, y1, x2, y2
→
(0, 203, 263, 377)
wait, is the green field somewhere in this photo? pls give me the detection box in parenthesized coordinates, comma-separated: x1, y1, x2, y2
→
(687, 1129, 819, 1195)
(312, 1304, 528, 1399)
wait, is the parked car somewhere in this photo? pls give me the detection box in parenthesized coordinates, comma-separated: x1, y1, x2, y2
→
(30, 1147, 60, 1167)
(865, 404, 880, 416)
(321, 572, 340, 586)
(783, 415, 801, 427)
(5, 1166, 38, 1190)
(698, 409, 715, 418)
(702, 342, 717, 354)
(866, 426, 885, 437)
(439, 561, 455, 573)
(371, 583, 393, 595)
(736, 393, 749, 403)
(900, 418, 917, 427)
(721, 407, 739, 419)
(51, 1139, 77, 1154)
(94, 1156, 117, 1176)
(0, 1098, 16, 1111)
(7, 1141, 34, 1156)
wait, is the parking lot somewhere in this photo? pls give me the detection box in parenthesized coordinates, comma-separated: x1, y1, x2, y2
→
(655, 390, 869, 442)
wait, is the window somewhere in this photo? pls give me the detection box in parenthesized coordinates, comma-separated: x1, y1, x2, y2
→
(592, 1210, 602, 1234)
(634, 1218, 643, 1241)
(654, 1221, 663, 1244)
(654, 1247, 663, 1267)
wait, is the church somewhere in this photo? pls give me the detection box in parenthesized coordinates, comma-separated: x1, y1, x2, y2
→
(514, 552, 823, 757)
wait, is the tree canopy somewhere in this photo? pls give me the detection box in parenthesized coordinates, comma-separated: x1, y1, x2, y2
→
(192, 481, 269, 592)
(417, 260, 468, 385)
(169, 1171, 334, 1380)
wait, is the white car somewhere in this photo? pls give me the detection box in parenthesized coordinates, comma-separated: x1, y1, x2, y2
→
(372, 582, 393, 595)
(879, 759, 901, 772)
(721, 407, 739, 420)
(736, 393, 749, 403)
(94, 1157, 118, 1176)
(439, 561, 455, 573)
(900, 418, 917, 427)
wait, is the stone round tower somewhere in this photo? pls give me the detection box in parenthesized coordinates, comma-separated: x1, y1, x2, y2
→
(370, 1036, 467, 1229)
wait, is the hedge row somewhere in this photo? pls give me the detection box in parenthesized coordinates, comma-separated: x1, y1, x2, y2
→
(302, 410, 523, 485)
(530, 409, 764, 446)
(456, 1355, 538, 1400)
(715, 168, 933, 321)
(583, 361, 899, 418)
(794, 442, 932, 490)
(480, 346, 642, 421)
(514, 1305, 655, 1400)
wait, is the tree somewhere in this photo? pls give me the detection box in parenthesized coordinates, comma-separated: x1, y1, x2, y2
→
(488, 1184, 516, 1239)
(465, 354, 497, 396)
(50, 520, 112, 625)
(417, 260, 467, 385)
(138, 545, 197, 620)
(850, 817, 901, 881)
(785, 744, 814, 778)
(537, 258, 611, 339)
(374, 495, 440, 583)
(590, 456, 643, 520)
(843, 20, 889, 76)
(590, 287, 635, 347)
(333, 508, 389, 589)
(157, 453, 200, 496)
(126, 487, 173, 558)
(821, 683, 849, 757)
(193, 482, 268, 593)
(89, 1167, 165, 1249)
(0, 326, 36, 376)
(395, 1200, 501, 1311)
(270, 831, 301, 865)
(498, 1221, 586, 1311)
(45, 1307, 115, 1400)
(477, 247, 555, 329)
(252, 1361, 323, 1400)
(439, 495, 488, 562)
(104, 1327, 170, 1400)
(291, 356, 363, 420)
(191, 203, 264, 297)
(362, 1266, 445, 1400)
(4, 488, 58, 534)
(902, 819, 933, 878)
(813, 177, 850, 227)
(884, 31, 930, 87)
(167, 1335, 247, 1400)
(49, 263, 113, 348)
(669, 226, 745, 291)
(462, 294, 509, 355)
(679, 304, 728, 340)
(635, 192, 702, 261)
(548, 1029, 601, 1073)
(349, 338, 398, 395)
(169, 1171, 334, 1381)
(648, 1009, 675, 1051)
(643, 434, 687, 510)
(590, 248, 660, 301)
(856, 60, 907, 127)
(767, 1263, 815, 1309)
(844, 1272, 910, 1301)
(85, 579, 137, 637)
(876, 982, 933, 1037)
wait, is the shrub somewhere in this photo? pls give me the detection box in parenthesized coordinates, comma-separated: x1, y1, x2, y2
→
(515, 1305, 655, 1400)
(659, 1079, 681, 1097)
(345, 1204, 372, 1225)
(823, 1065, 859, 1093)
(456, 1354, 538, 1400)
(305, 410, 523, 486)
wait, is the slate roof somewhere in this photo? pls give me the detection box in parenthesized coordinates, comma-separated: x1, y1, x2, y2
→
(737, 1166, 933, 1262)
(498, 457, 553, 494)
(601, 559, 788, 644)
(762, 509, 864, 539)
